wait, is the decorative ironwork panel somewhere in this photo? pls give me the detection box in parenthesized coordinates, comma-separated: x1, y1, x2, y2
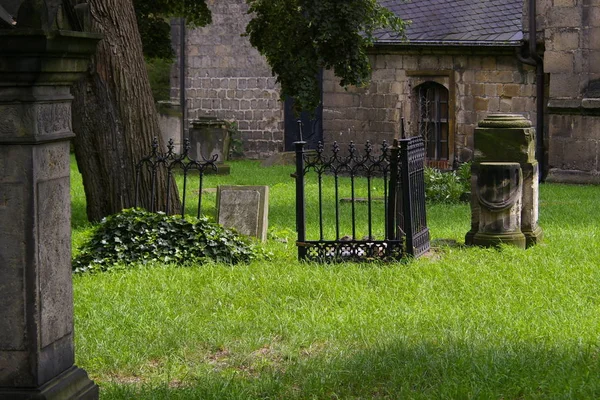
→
(399, 136, 430, 257)
(135, 137, 218, 218)
(300, 240, 404, 263)
(294, 132, 430, 263)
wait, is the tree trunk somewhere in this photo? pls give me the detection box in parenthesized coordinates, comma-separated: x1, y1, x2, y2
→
(72, 0, 179, 222)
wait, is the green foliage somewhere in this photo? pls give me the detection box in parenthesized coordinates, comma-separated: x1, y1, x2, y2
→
(133, 0, 406, 114)
(74, 183, 600, 399)
(424, 163, 471, 204)
(146, 57, 173, 102)
(73, 208, 263, 273)
(245, 0, 407, 113)
(226, 121, 245, 159)
(133, 0, 212, 60)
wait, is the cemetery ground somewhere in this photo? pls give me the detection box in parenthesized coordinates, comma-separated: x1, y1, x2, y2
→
(70, 157, 600, 399)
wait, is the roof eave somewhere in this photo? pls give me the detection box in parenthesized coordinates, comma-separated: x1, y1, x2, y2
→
(373, 40, 522, 47)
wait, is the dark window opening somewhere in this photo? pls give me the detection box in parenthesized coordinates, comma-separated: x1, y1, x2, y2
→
(417, 82, 449, 168)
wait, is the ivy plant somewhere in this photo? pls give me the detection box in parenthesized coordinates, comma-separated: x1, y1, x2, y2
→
(73, 208, 264, 273)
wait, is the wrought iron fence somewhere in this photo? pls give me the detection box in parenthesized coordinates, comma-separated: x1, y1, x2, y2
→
(134, 137, 218, 217)
(294, 135, 430, 262)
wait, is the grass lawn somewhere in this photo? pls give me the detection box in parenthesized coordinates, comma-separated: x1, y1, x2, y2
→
(71, 157, 600, 399)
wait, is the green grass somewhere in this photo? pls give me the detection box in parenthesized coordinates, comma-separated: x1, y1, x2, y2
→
(71, 157, 600, 399)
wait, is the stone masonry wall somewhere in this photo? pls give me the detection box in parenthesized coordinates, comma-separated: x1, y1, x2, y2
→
(323, 51, 537, 165)
(171, 0, 283, 159)
(541, 0, 600, 183)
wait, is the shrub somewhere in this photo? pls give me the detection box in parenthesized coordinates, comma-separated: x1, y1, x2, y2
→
(73, 208, 264, 273)
(423, 162, 471, 203)
(146, 57, 173, 103)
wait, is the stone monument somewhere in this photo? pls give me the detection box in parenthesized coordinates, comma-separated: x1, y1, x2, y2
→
(217, 185, 269, 242)
(472, 162, 526, 248)
(465, 114, 543, 248)
(189, 116, 231, 175)
(0, 1, 100, 398)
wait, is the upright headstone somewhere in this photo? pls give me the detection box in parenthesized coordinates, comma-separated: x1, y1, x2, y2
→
(189, 117, 231, 162)
(217, 186, 269, 242)
(188, 117, 231, 175)
(465, 114, 543, 248)
(0, 2, 100, 398)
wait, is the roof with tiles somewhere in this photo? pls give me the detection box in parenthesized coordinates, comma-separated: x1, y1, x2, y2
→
(376, 0, 524, 46)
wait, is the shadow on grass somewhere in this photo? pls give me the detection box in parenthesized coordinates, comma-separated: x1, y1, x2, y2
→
(98, 338, 600, 399)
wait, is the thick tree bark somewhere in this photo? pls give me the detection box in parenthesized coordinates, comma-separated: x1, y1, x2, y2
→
(72, 0, 179, 222)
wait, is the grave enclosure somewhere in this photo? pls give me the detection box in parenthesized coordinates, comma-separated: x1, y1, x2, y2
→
(294, 135, 431, 262)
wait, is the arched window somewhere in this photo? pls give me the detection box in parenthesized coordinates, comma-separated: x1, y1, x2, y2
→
(417, 82, 449, 164)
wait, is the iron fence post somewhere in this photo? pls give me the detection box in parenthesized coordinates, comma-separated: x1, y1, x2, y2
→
(400, 138, 415, 256)
(387, 140, 400, 242)
(295, 140, 307, 260)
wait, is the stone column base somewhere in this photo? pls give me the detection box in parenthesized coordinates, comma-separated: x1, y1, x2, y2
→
(473, 231, 526, 249)
(0, 366, 98, 400)
(523, 226, 544, 248)
(465, 229, 476, 246)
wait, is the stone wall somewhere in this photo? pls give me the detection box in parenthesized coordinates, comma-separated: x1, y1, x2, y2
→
(323, 50, 537, 165)
(171, 0, 283, 159)
(541, 0, 600, 183)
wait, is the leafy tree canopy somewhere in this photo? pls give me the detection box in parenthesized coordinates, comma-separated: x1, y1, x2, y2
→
(245, 0, 407, 112)
(134, 0, 211, 59)
(134, 0, 406, 111)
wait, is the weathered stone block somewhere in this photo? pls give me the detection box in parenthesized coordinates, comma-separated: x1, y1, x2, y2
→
(551, 29, 580, 51)
(500, 84, 521, 97)
(544, 51, 574, 73)
(466, 114, 542, 247)
(557, 139, 598, 171)
(217, 185, 269, 242)
(548, 73, 581, 98)
(189, 117, 231, 162)
(548, 6, 582, 28)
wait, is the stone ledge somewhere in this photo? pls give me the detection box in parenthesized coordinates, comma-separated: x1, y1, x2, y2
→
(548, 98, 600, 115)
(582, 98, 600, 108)
(546, 168, 600, 184)
(0, 131, 75, 145)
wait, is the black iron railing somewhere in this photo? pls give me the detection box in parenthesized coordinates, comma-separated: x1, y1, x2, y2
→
(134, 137, 218, 217)
(294, 136, 429, 262)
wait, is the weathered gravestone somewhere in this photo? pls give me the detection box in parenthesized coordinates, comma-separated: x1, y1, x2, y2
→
(0, 1, 100, 398)
(465, 114, 543, 248)
(188, 117, 231, 175)
(217, 186, 269, 242)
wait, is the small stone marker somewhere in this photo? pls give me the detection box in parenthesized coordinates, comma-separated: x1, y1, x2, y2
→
(217, 186, 269, 241)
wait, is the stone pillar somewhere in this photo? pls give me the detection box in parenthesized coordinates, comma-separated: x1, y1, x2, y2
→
(472, 162, 526, 248)
(0, 3, 100, 399)
(465, 114, 543, 248)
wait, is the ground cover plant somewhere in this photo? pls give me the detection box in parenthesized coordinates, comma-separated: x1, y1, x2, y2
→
(73, 208, 262, 273)
(71, 157, 600, 399)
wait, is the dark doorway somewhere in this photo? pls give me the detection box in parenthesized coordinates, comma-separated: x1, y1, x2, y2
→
(284, 71, 323, 151)
(416, 81, 450, 169)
